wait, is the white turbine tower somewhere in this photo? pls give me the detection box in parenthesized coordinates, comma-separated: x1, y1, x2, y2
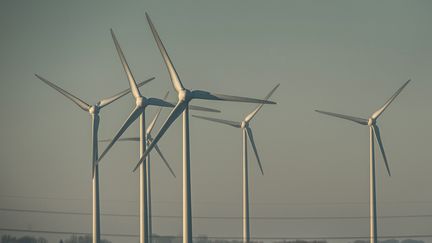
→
(97, 29, 218, 243)
(315, 79, 411, 243)
(99, 93, 176, 243)
(133, 13, 276, 243)
(35, 74, 154, 243)
(193, 83, 279, 243)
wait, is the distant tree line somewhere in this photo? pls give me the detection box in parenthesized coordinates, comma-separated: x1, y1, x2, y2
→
(59, 235, 111, 243)
(274, 241, 326, 243)
(0, 234, 111, 243)
(351, 240, 424, 243)
(152, 235, 262, 243)
(1, 235, 47, 243)
(0, 234, 426, 243)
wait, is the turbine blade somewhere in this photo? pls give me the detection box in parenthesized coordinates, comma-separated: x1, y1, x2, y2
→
(191, 90, 276, 104)
(145, 13, 185, 93)
(110, 29, 142, 98)
(35, 74, 90, 111)
(371, 79, 411, 119)
(99, 137, 140, 143)
(149, 137, 176, 178)
(133, 101, 188, 172)
(146, 98, 175, 108)
(192, 115, 241, 128)
(373, 125, 391, 176)
(92, 115, 100, 178)
(98, 77, 155, 108)
(146, 98, 219, 113)
(245, 127, 264, 175)
(315, 110, 368, 125)
(98, 106, 142, 163)
(146, 92, 170, 134)
(189, 105, 220, 113)
(245, 84, 280, 122)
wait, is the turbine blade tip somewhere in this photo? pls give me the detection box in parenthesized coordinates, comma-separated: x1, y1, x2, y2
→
(145, 12, 151, 21)
(35, 74, 45, 80)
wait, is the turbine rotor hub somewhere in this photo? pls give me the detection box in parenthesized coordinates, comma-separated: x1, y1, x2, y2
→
(136, 97, 146, 107)
(178, 89, 190, 102)
(89, 105, 99, 114)
(241, 121, 248, 129)
(368, 118, 376, 126)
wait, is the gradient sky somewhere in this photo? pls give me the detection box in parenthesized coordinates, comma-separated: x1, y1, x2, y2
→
(1, 0, 431, 242)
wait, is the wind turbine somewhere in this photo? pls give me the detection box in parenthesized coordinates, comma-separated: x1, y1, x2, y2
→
(133, 13, 276, 243)
(193, 83, 279, 243)
(99, 92, 176, 243)
(97, 29, 218, 243)
(35, 74, 154, 243)
(315, 79, 411, 243)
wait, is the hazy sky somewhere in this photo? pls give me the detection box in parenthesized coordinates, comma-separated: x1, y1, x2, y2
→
(1, 0, 431, 242)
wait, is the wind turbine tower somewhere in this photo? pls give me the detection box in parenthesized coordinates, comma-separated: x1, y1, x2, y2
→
(193, 84, 279, 243)
(36, 74, 154, 243)
(315, 79, 411, 243)
(135, 13, 276, 243)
